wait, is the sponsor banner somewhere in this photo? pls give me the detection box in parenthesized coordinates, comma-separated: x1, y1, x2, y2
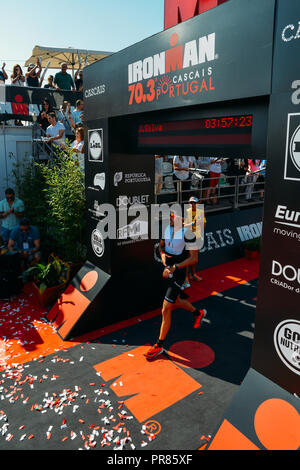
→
(252, 0, 300, 395)
(274, 320, 300, 376)
(154, 207, 263, 270)
(284, 113, 300, 181)
(272, 1, 300, 95)
(84, 0, 275, 120)
(199, 208, 262, 269)
(85, 119, 110, 272)
(88, 129, 104, 163)
(0, 85, 82, 118)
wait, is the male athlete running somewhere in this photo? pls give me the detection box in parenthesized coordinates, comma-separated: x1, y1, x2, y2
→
(145, 211, 207, 360)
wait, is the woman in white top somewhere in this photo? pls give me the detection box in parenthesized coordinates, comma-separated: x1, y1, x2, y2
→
(72, 127, 85, 171)
(10, 64, 25, 86)
(173, 155, 191, 194)
(207, 157, 222, 205)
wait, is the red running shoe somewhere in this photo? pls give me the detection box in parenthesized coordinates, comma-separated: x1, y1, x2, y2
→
(193, 309, 207, 329)
(144, 344, 164, 360)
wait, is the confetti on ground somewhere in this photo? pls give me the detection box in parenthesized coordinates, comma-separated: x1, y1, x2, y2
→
(0, 265, 259, 450)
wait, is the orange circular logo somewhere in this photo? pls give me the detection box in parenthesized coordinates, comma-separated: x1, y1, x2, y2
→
(144, 420, 162, 436)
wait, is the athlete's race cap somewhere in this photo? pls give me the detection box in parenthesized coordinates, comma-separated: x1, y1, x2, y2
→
(189, 197, 199, 204)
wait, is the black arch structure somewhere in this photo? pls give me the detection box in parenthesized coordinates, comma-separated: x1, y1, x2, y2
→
(47, 0, 299, 448)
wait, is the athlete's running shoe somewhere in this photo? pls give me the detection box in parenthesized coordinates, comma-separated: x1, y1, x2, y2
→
(193, 309, 207, 329)
(144, 344, 164, 360)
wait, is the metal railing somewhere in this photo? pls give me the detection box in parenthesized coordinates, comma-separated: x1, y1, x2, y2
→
(155, 172, 265, 213)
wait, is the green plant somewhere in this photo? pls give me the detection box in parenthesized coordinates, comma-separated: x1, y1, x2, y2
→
(24, 258, 67, 295)
(36, 144, 86, 263)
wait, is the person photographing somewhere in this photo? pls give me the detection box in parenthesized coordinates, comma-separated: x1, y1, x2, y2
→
(145, 210, 207, 361)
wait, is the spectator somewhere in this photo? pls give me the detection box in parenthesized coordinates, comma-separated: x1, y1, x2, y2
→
(57, 101, 75, 141)
(46, 112, 66, 148)
(54, 63, 75, 91)
(8, 218, 41, 268)
(173, 155, 190, 195)
(155, 155, 164, 195)
(75, 68, 83, 92)
(0, 189, 24, 246)
(0, 63, 8, 84)
(184, 196, 207, 287)
(11, 64, 25, 86)
(68, 99, 84, 129)
(226, 158, 240, 201)
(44, 75, 56, 89)
(37, 97, 53, 132)
(257, 159, 267, 200)
(26, 58, 42, 87)
(207, 157, 222, 205)
(72, 127, 85, 171)
(196, 157, 211, 203)
(245, 159, 260, 201)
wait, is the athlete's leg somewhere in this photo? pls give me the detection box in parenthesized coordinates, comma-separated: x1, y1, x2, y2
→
(175, 296, 196, 313)
(159, 299, 174, 341)
(175, 296, 207, 329)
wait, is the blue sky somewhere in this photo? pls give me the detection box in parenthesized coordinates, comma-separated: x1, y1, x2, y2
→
(1, 0, 164, 76)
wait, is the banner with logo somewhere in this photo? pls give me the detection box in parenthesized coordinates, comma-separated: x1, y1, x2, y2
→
(85, 119, 111, 273)
(0, 85, 82, 120)
(251, 0, 300, 395)
(84, 0, 275, 121)
(154, 207, 263, 271)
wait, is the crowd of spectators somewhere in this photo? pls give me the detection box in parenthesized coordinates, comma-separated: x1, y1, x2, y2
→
(0, 59, 85, 164)
(155, 156, 267, 206)
(0, 60, 84, 91)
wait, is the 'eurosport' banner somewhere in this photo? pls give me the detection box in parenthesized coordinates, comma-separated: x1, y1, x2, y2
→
(251, 0, 300, 395)
(84, 0, 275, 121)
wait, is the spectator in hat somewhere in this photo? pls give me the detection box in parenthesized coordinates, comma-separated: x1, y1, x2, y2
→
(0, 63, 8, 84)
(184, 196, 206, 287)
(44, 75, 56, 89)
(0, 189, 24, 246)
(8, 218, 41, 268)
(26, 58, 42, 87)
(54, 63, 75, 91)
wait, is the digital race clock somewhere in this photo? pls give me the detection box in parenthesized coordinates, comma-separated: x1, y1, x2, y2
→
(138, 114, 253, 148)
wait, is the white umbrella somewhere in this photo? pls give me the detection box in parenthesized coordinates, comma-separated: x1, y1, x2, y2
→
(25, 45, 113, 76)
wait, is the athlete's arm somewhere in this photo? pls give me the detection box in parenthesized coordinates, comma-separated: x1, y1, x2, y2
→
(170, 249, 198, 272)
(159, 240, 170, 267)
